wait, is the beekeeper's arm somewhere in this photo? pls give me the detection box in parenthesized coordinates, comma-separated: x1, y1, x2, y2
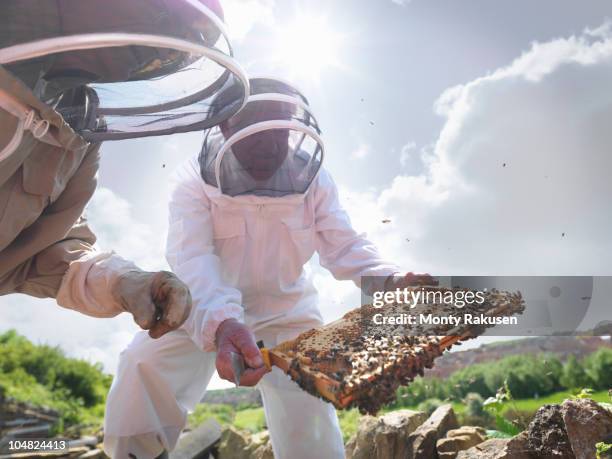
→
(0, 144, 191, 338)
(314, 168, 434, 294)
(166, 159, 266, 384)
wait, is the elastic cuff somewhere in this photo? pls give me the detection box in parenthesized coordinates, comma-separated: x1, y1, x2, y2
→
(57, 252, 139, 318)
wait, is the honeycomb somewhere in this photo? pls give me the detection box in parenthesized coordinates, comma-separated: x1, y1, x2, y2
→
(265, 287, 525, 414)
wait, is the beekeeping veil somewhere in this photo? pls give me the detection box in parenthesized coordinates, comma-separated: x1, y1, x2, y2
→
(199, 77, 324, 197)
(0, 0, 249, 162)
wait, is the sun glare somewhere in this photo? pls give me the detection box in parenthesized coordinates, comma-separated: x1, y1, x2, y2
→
(271, 14, 346, 83)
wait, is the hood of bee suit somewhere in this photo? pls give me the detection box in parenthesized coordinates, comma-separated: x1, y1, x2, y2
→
(0, 0, 249, 143)
(198, 77, 324, 205)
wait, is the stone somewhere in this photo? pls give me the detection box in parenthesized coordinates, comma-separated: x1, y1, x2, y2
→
(252, 442, 274, 459)
(526, 403, 574, 458)
(77, 450, 106, 458)
(171, 418, 222, 459)
(458, 397, 612, 459)
(406, 404, 459, 459)
(561, 398, 612, 459)
(217, 425, 252, 459)
(446, 426, 487, 439)
(456, 433, 531, 459)
(345, 410, 427, 459)
(437, 426, 487, 458)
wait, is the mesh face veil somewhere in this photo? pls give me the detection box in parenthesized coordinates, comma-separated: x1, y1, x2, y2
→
(0, 0, 249, 143)
(199, 78, 324, 198)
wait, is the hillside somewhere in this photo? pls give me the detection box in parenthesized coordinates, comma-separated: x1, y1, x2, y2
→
(425, 335, 611, 378)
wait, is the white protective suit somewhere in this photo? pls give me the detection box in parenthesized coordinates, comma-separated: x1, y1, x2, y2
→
(105, 96, 400, 459)
(105, 78, 400, 459)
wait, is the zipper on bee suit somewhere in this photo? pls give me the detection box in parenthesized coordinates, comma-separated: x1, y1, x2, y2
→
(254, 204, 264, 293)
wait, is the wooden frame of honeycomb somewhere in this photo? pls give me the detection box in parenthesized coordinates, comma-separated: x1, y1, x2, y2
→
(260, 288, 525, 414)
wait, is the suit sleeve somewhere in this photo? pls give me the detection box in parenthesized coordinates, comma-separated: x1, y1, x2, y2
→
(4, 144, 138, 318)
(166, 157, 244, 352)
(1, 143, 102, 299)
(313, 168, 400, 294)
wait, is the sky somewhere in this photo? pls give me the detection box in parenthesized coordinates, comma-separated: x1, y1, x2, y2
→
(1, 0, 612, 390)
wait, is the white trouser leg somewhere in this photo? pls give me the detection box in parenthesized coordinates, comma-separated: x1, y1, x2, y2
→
(258, 368, 345, 459)
(256, 325, 345, 459)
(103, 330, 216, 459)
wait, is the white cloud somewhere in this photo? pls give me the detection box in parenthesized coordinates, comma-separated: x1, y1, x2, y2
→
(337, 23, 612, 277)
(86, 187, 168, 271)
(222, 0, 276, 41)
(399, 141, 417, 168)
(391, 0, 411, 5)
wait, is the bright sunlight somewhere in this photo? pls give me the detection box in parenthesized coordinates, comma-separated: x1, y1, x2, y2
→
(270, 14, 346, 83)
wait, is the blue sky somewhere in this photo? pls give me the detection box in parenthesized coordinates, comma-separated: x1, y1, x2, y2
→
(1, 0, 611, 389)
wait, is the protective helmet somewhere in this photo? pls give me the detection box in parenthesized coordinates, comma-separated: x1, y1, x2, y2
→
(199, 77, 324, 198)
(0, 0, 249, 142)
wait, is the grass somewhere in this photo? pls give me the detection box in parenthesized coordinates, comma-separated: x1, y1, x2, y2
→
(233, 407, 267, 433)
(505, 390, 609, 412)
(337, 409, 361, 442)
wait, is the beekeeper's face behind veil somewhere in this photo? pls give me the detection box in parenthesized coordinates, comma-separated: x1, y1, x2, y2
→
(0, 0, 249, 162)
(220, 101, 292, 182)
(200, 77, 324, 198)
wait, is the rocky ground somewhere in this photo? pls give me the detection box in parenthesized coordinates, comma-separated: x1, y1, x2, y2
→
(3, 395, 610, 458)
(214, 398, 612, 459)
(0, 396, 106, 458)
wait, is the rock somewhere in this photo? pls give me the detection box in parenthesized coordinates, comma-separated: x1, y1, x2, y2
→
(561, 398, 612, 459)
(171, 418, 222, 459)
(345, 410, 427, 459)
(526, 403, 574, 458)
(252, 442, 274, 459)
(245, 430, 272, 458)
(250, 430, 270, 448)
(446, 426, 487, 439)
(456, 433, 531, 459)
(217, 425, 252, 459)
(77, 449, 106, 458)
(345, 415, 378, 459)
(437, 426, 487, 458)
(522, 398, 612, 459)
(405, 404, 459, 459)
(459, 398, 612, 459)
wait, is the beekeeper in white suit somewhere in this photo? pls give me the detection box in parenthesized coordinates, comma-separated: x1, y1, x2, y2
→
(104, 77, 434, 459)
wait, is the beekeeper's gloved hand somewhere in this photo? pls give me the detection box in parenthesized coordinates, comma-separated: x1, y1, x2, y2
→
(385, 272, 439, 290)
(112, 270, 192, 339)
(215, 319, 269, 386)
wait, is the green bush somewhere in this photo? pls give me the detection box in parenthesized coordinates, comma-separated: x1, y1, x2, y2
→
(417, 398, 444, 415)
(337, 409, 361, 443)
(0, 330, 112, 430)
(584, 349, 612, 391)
(560, 355, 592, 390)
(464, 392, 486, 417)
(188, 403, 235, 428)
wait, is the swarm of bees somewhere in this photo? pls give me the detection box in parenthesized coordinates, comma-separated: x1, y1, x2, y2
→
(264, 287, 525, 414)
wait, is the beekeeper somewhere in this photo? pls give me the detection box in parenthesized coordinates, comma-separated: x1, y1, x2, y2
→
(0, 0, 248, 337)
(104, 77, 434, 459)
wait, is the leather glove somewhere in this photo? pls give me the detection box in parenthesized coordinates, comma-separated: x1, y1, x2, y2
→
(215, 318, 269, 386)
(112, 270, 192, 339)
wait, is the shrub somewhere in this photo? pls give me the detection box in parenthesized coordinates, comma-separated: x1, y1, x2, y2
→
(417, 398, 444, 415)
